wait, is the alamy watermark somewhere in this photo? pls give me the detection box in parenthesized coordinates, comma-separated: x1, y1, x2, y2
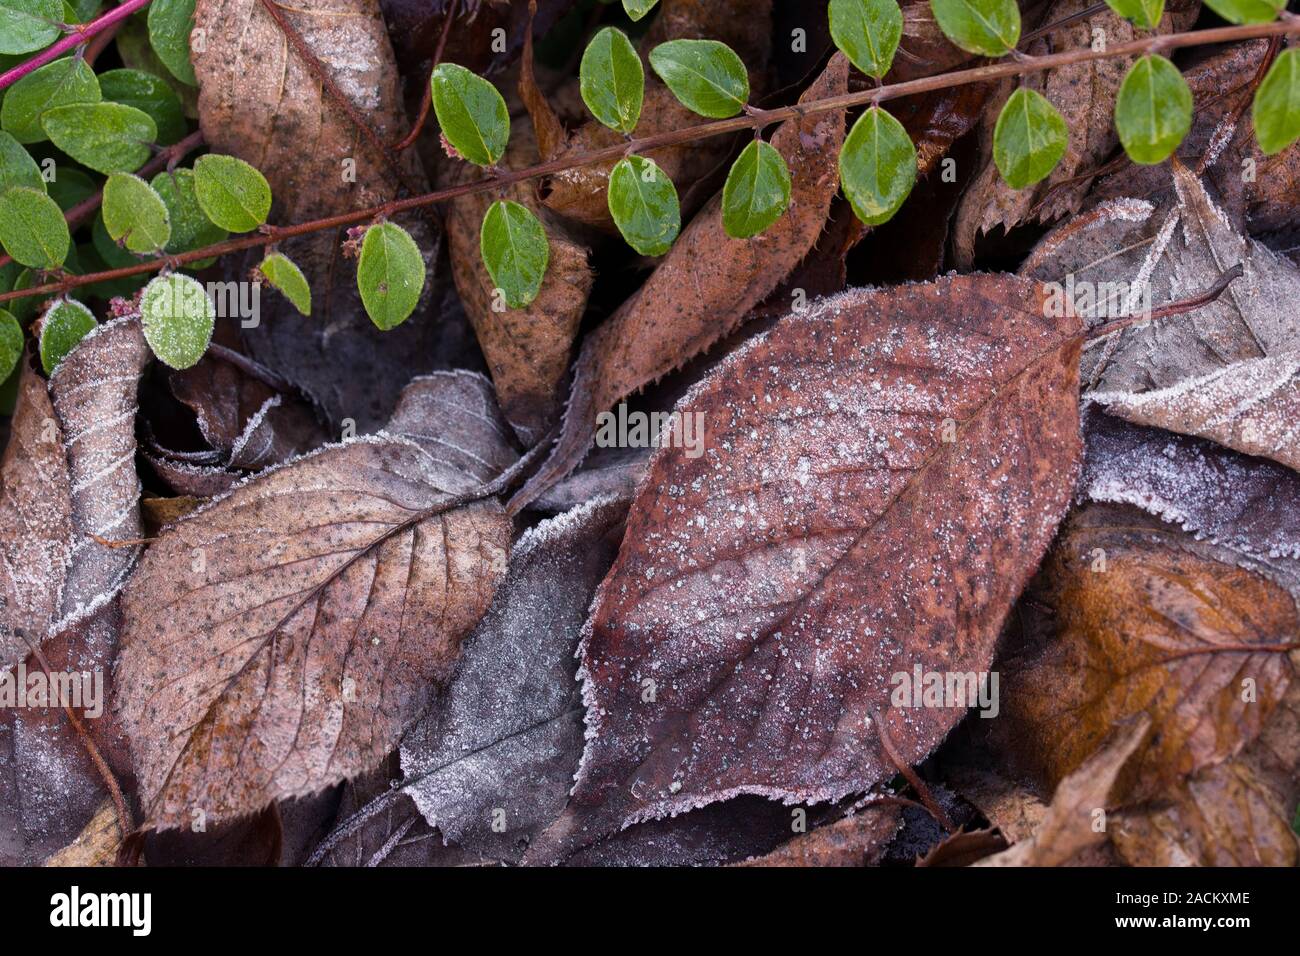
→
(890, 664, 999, 718)
(0, 662, 103, 718)
(1042, 275, 1151, 320)
(594, 403, 706, 458)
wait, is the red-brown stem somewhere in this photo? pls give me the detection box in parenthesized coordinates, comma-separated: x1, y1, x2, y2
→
(0, 0, 155, 92)
(1085, 262, 1244, 341)
(876, 713, 957, 833)
(392, 0, 459, 152)
(4, 20, 1299, 306)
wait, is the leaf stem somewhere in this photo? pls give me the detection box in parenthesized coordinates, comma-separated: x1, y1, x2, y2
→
(0, 0, 155, 92)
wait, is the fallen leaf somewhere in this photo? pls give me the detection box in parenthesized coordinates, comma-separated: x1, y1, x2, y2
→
(735, 805, 901, 867)
(42, 798, 120, 867)
(915, 826, 1006, 867)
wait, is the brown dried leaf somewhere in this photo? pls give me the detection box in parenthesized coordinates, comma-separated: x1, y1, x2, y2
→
(735, 805, 901, 867)
(42, 799, 120, 867)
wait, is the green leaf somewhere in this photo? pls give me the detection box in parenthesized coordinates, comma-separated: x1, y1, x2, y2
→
(103, 172, 172, 253)
(0, 129, 44, 195)
(1, 56, 101, 145)
(580, 27, 645, 134)
(993, 87, 1069, 189)
(357, 222, 426, 331)
(139, 273, 215, 369)
(829, 0, 904, 81)
(256, 252, 311, 316)
(41, 102, 157, 174)
(193, 153, 272, 232)
(1114, 54, 1192, 165)
(0, 0, 62, 55)
(607, 155, 681, 256)
(839, 105, 917, 226)
(46, 166, 95, 211)
(147, 0, 198, 86)
(479, 199, 549, 310)
(430, 63, 510, 167)
(649, 39, 750, 118)
(622, 0, 659, 20)
(1252, 48, 1300, 155)
(721, 140, 792, 239)
(99, 68, 187, 145)
(1202, 0, 1285, 25)
(151, 168, 227, 261)
(0, 186, 68, 268)
(929, 0, 1020, 57)
(0, 308, 21, 382)
(38, 297, 95, 374)
(1102, 0, 1165, 30)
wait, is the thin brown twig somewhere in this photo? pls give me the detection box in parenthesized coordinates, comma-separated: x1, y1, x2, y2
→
(1019, 1, 1109, 47)
(392, 0, 459, 152)
(4, 20, 1299, 307)
(1085, 262, 1244, 341)
(875, 712, 956, 833)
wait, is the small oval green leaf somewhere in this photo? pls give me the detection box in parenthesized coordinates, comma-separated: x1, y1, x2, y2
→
(0, 129, 44, 195)
(99, 68, 187, 145)
(0, 0, 63, 55)
(103, 173, 172, 253)
(929, 0, 1020, 57)
(139, 273, 215, 369)
(839, 105, 917, 226)
(0, 186, 69, 268)
(147, 0, 198, 86)
(1102, 0, 1165, 30)
(47, 166, 96, 211)
(722, 140, 792, 239)
(151, 168, 228, 261)
(1202, 0, 1284, 25)
(622, 0, 659, 20)
(39, 297, 95, 374)
(257, 252, 311, 316)
(829, 0, 904, 81)
(0, 56, 101, 145)
(580, 27, 645, 134)
(0, 308, 21, 382)
(1114, 54, 1192, 165)
(430, 63, 510, 167)
(649, 39, 750, 119)
(1252, 48, 1300, 155)
(41, 102, 157, 174)
(357, 222, 426, 331)
(193, 153, 272, 232)
(607, 155, 681, 256)
(993, 87, 1069, 189)
(480, 199, 550, 310)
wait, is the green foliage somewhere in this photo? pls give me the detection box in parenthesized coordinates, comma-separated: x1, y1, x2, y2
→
(148, 0, 199, 86)
(580, 27, 645, 134)
(839, 105, 916, 226)
(103, 173, 172, 253)
(0, 129, 44, 195)
(607, 155, 681, 256)
(151, 168, 227, 264)
(99, 68, 187, 145)
(1252, 49, 1300, 155)
(139, 273, 215, 369)
(47, 167, 95, 211)
(257, 252, 311, 316)
(41, 102, 157, 174)
(1115, 54, 1193, 165)
(829, 0, 904, 81)
(1102, 0, 1165, 31)
(929, 0, 1021, 57)
(649, 39, 750, 118)
(721, 140, 792, 239)
(0, 186, 68, 268)
(0, 0, 63, 56)
(38, 297, 95, 374)
(993, 87, 1069, 189)
(430, 63, 511, 167)
(479, 199, 550, 310)
(1202, 0, 1285, 25)
(193, 153, 272, 232)
(622, 0, 659, 20)
(1, 57, 101, 145)
(357, 222, 426, 331)
(0, 308, 21, 382)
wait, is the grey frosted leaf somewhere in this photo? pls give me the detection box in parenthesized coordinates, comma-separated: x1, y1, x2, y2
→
(384, 370, 519, 485)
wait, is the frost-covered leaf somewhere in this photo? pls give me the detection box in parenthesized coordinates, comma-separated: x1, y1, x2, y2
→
(993, 88, 1068, 190)
(607, 155, 680, 256)
(256, 252, 310, 316)
(38, 298, 95, 374)
(430, 63, 510, 167)
(829, 0, 904, 80)
(580, 27, 644, 134)
(0, 56, 100, 145)
(721, 140, 792, 239)
(0, 0, 62, 55)
(649, 39, 750, 118)
(41, 102, 157, 174)
(0, 130, 43, 194)
(99, 68, 187, 145)
(1114, 54, 1192, 165)
(102, 173, 172, 253)
(139, 273, 214, 369)
(192, 153, 271, 232)
(147, 0, 198, 85)
(0, 186, 68, 268)
(0, 309, 20, 381)
(479, 199, 549, 311)
(929, 0, 1020, 57)
(1253, 48, 1300, 156)
(357, 221, 426, 330)
(839, 105, 917, 225)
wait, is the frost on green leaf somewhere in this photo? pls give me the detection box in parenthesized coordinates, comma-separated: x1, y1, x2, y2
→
(580, 27, 645, 134)
(1, 57, 101, 145)
(139, 273, 215, 369)
(649, 39, 750, 118)
(99, 68, 187, 145)
(829, 0, 904, 81)
(1252, 48, 1300, 156)
(193, 153, 272, 232)
(480, 199, 550, 310)
(1114, 54, 1192, 165)
(103, 173, 172, 254)
(257, 252, 311, 316)
(607, 155, 681, 257)
(1102, 0, 1165, 30)
(0, 0, 62, 55)
(0, 130, 44, 195)
(148, 0, 198, 86)
(430, 63, 510, 167)
(41, 102, 157, 174)
(993, 88, 1069, 189)
(623, 0, 659, 20)
(0, 186, 69, 268)
(721, 140, 792, 239)
(1202, 0, 1284, 25)
(151, 168, 228, 262)
(357, 222, 426, 331)
(839, 105, 917, 226)
(0, 309, 21, 382)
(38, 298, 96, 374)
(929, 0, 1020, 57)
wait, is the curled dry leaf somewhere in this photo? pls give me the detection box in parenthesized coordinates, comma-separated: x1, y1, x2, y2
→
(42, 799, 120, 867)
(116, 374, 516, 829)
(513, 53, 849, 508)
(529, 274, 1083, 856)
(735, 805, 901, 867)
